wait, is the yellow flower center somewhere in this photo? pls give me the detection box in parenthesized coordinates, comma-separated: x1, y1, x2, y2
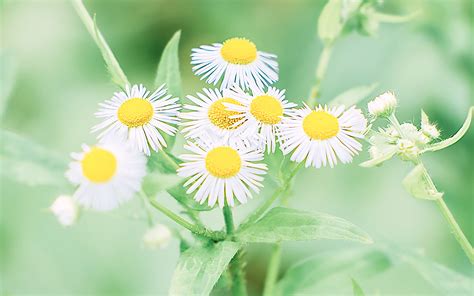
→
(117, 98, 154, 127)
(220, 38, 257, 65)
(205, 146, 242, 178)
(250, 95, 283, 124)
(81, 147, 117, 183)
(302, 111, 340, 140)
(208, 98, 242, 130)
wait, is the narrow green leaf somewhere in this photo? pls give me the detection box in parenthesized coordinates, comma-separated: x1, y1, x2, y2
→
(276, 248, 391, 295)
(72, 0, 129, 89)
(351, 279, 366, 296)
(142, 171, 182, 197)
(153, 30, 182, 149)
(318, 0, 344, 44)
(402, 164, 442, 200)
(236, 207, 372, 244)
(169, 241, 240, 296)
(167, 180, 212, 211)
(0, 130, 68, 187)
(359, 146, 397, 168)
(422, 106, 473, 153)
(147, 150, 181, 174)
(329, 83, 378, 107)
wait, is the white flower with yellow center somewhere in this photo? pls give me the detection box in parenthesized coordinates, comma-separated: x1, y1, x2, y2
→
(224, 86, 297, 153)
(177, 139, 267, 208)
(280, 104, 367, 168)
(66, 141, 146, 211)
(92, 84, 181, 155)
(180, 88, 249, 142)
(191, 37, 278, 90)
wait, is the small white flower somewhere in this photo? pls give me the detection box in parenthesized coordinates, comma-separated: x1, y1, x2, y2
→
(66, 140, 147, 211)
(92, 84, 181, 155)
(367, 91, 397, 117)
(280, 104, 367, 168)
(224, 85, 297, 153)
(397, 138, 420, 161)
(191, 37, 278, 90)
(49, 195, 79, 226)
(421, 110, 440, 140)
(143, 224, 172, 249)
(177, 138, 267, 208)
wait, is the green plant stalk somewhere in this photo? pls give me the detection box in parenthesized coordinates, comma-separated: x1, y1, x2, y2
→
(160, 150, 180, 171)
(262, 244, 282, 296)
(308, 42, 334, 106)
(223, 206, 248, 296)
(413, 159, 474, 264)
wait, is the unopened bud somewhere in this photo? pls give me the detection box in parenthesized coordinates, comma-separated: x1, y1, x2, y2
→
(50, 195, 79, 226)
(368, 91, 397, 118)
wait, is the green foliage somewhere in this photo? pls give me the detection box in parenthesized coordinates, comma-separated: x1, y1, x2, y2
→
(351, 279, 366, 296)
(359, 147, 397, 168)
(318, 0, 344, 44)
(147, 150, 181, 174)
(402, 164, 442, 200)
(142, 171, 181, 198)
(0, 53, 16, 119)
(236, 207, 372, 244)
(167, 180, 213, 211)
(153, 30, 183, 150)
(0, 130, 68, 187)
(169, 241, 240, 296)
(329, 83, 378, 107)
(275, 248, 391, 295)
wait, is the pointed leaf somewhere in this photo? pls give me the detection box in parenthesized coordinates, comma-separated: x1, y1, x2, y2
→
(422, 106, 473, 153)
(329, 83, 378, 107)
(169, 241, 240, 296)
(0, 130, 68, 187)
(402, 164, 442, 200)
(236, 207, 372, 244)
(359, 146, 397, 168)
(318, 0, 344, 44)
(147, 150, 181, 174)
(351, 279, 366, 296)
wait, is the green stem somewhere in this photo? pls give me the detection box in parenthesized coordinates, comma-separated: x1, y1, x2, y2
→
(413, 160, 474, 263)
(223, 206, 248, 296)
(263, 244, 282, 296)
(388, 113, 406, 138)
(160, 150, 180, 171)
(145, 192, 225, 241)
(307, 43, 334, 107)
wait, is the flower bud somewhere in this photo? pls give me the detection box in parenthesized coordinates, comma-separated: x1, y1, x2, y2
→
(397, 139, 420, 161)
(143, 224, 172, 249)
(421, 110, 440, 140)
(367, 91, 397, 118)
(50, 195, 79, 226)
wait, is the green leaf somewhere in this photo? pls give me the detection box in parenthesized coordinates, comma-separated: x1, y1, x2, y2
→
(329, 83, 378, 107)
(236, 207, 372, 244)
(422, 106, 473, 153)
(276, 248, 391, 295)
(351, 279, 366, 296)
(72, 0, 129, 88)
(0, 53, 16, 118)
(167, 180, 213, 211)
(169, 241, 240, 296)
(402, 164, 442, 200)
(0, 130, 68, 187)
(153, 31, 182, 150)
(359, 146, 397, 168)
(318, 0, 344, 44)
(142, 171, 182, 197)
(147, 150, 181, 174)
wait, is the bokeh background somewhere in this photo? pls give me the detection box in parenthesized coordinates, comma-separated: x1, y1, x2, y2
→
(1, 0, 473, 295)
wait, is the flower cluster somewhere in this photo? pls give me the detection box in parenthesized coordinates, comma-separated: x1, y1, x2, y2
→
(56, 36, 368, 221)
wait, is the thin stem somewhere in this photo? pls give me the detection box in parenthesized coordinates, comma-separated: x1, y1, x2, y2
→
(223, 206, 247, 296)
(263, 244, 282, 296)
(307, 43, 334, 107)
(388, 113, 406, 138)
(160, 150, 180, 171)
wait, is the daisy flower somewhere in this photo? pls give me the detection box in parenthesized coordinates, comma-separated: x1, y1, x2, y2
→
(66, 140, 147, 211)
(180, 88, 250, 143)
(191, 37, 278, 90)
(177, 138, 267, 208)
(280, 104, 367, 168)
(224, 85, 297, 153)
(92, 84, 181, 155)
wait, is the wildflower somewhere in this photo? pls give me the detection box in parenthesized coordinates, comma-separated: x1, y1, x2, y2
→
(92, 84, 180, 155)
(143, 224, 172, 249)
(224, 85, 297, 153)
(421, 110, 440, 140)
(397, 138, 420, 161)
(177, 138, 267, 208)
(49, 195, 79, 226)
(66, 140, 146, 211)
(367, 91, 397, 118)
(280, 104, 367, 168)
(191, 37, 278, 90)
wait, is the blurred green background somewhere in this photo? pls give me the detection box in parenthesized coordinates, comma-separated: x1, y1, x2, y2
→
(1, 0, 473, 295)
